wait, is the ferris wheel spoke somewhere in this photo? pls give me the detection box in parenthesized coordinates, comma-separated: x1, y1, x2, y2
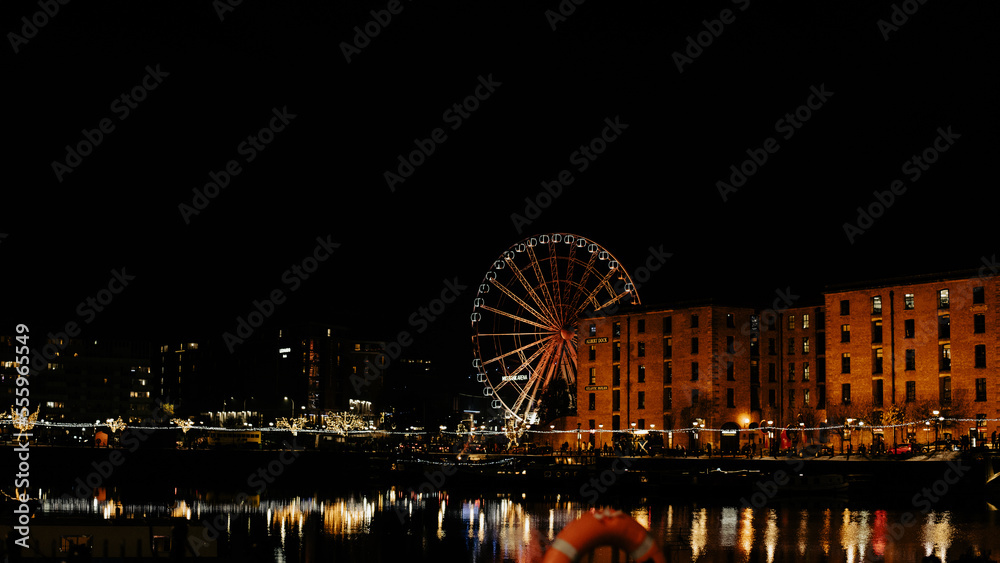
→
(565, 251, 600, 318)
(503, 342, 553, 380)
(569, 266, 620, 319)
(479, 305, 554, 332)
(489, 278, 558, 329)
(525, 245, 559, 325)
(482, 336, 548, 366)
(510, 341, 559, 415)
(594, 287, 634, 313)
(477, 332, 552, 338)
(562, 339, 579, 386)
(548, 245, 563, 322)
(504, 257, 560, 328)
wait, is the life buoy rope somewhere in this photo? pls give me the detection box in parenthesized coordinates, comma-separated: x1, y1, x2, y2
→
(542, 509, 666, 563)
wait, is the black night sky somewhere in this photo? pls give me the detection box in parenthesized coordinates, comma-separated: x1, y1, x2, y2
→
(3, 1, 998, 380)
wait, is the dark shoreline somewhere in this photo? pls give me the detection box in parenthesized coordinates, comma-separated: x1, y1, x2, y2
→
(7, 445, 997, 502)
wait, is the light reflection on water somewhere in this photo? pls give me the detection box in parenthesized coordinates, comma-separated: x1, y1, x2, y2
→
(37, 490, 1000, 562)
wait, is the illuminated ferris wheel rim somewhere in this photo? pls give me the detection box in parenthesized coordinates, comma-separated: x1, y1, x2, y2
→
(469, 232, 640, 428)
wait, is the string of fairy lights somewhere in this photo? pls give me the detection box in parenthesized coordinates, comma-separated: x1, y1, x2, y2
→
(1, 414, 995, 436)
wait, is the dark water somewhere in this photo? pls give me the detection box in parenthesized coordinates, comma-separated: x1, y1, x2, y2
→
(36, 485, 1000, 562)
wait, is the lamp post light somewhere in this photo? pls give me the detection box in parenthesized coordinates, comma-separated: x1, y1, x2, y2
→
(932, 410, 941, 452)
(284, 396, 294, 417)
(845, 418, 855, 454)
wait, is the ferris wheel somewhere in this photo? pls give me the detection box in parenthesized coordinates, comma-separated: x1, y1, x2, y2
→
(470, 233, 640, 436)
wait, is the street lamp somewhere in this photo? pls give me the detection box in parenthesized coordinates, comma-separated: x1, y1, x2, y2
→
(932, 410, 941, 451)
(284, 396, 294, 416)
(845, 418, 855, 454)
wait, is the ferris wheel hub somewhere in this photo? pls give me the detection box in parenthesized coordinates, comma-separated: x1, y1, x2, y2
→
(559, 328, 574, 342)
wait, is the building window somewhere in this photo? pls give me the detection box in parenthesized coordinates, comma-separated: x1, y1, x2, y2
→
(727, 336, 735, 354)
(589, 345, 596, 361)
(940, 376, 951, 404)
(589, 393, 596, 410)
(691, 314, 699, 328)
(840, 300, 850, 316)
(727, 388, 736, 408)
(637, 418, 646, 430)
(589, 324, 597, 336)
(803, 314, 810, 329)
(904, 319, 915, 338)
(906, 381, 916, 402)
(938, 289, 949, 309)
(976, 378, 987, 402)
(788, 389, 795, 408)
(842, 383, 851, 405)
(768, 363, 776, 383)
(788, 338, 796, 355)
(841, 353, 851, 374)
(613, 365, 621, 387)
(613, 342, 621, 362)
(691, 362, 699, 381)
(975, 313, 986, 334)
(768, 338, 776, 355)
(727, 361, 735, 381)
(664, 337, 672, 359)
(817, 357, 826, 382)
(975, 344, 987, 368)
(872, 320, 883, 344)
(638, 391, 645, 410)
(788, 315, 795, 330)
(612, 390, 620, 411)
(663, 316, 672, 334)
(727, 313, 735, 328)
(589, 367, 597, 385)
(638, 342, 646, 357)
(613, 322, 621, 338)
(973, 286, 985, 304)
(612, 415, 620, 431)
(940, 344, 951, 372)
(637, 319, 645, 334)
(665, 361, 672, 383)
(906, 349, 916, 371)
(638, 364, 646, 383)
(841, 324, 851, 343)
(767, 388, 776, 407)
(872, 296, 882, 315)
(663, 388, 672, 410)
(873, 379, 884, 407)
(939, 314, 950, 339)
(873, 348, 883, 374)
(691, 338, 699, 354)
(803, 362, 810, 381)
(817, 385, 826, 408)
(751, 360, 759, 384)
(788, 363, 795, 381)
(803, 337, 810, 354)
(692, 389, 700, 405)
(904, 293, 915, 309)
(804, 389, 810, 406)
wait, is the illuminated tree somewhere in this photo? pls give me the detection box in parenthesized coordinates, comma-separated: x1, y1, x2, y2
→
(11, 406, 40, 433)
(276, 416, 308, 436)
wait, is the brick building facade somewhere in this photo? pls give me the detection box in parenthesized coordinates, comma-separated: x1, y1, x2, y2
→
(552, 269, 998, 452)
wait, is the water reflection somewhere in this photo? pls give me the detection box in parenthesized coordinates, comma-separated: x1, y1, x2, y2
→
(35, 489, 1000, 562)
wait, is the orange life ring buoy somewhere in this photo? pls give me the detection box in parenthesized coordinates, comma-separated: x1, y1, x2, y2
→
(542, 509, 666, 563)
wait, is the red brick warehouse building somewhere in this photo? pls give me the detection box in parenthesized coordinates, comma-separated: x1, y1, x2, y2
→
(824, 270, 1000, 447)
(557, 269, 998, 452)
(571, 300, 826, 453)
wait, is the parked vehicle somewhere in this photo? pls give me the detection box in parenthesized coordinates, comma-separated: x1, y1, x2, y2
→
(887, 442, 923, 456)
